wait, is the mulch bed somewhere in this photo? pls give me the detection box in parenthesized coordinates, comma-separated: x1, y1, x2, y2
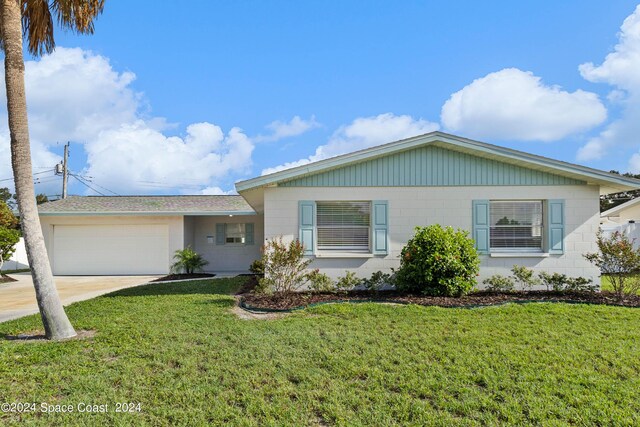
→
(236, 275, 260, 294)
(0, 274, 17, 284)
(151, 273, 216, 282)
(241, 289, 640, 311)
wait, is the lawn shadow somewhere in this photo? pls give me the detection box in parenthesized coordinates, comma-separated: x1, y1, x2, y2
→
(103, 279, 245, 298)
(194, 298, 237, 308)
(1, 329, 96, 342)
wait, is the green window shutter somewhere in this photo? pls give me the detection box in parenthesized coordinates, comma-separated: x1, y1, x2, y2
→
(372, 200, 388, 255)
(299, 201, 315, 255)
(216, 223, 226, 245)
(472, 200, 490, 254)
(547, 199, 565, 254)
(245, 223, 254, 245)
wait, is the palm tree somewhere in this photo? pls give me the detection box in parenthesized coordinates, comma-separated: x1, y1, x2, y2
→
(0, 0, 104, 340)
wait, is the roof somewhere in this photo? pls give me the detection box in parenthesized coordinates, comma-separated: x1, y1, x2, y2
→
(235, 131, 640, 196)
(38, 195, 256, 216)
(601, 197, 640, 217)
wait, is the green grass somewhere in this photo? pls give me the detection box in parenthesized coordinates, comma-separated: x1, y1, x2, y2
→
(600, 274, 640, 294)
(1, 278, 639, 426)
(0, 268, 30, 275)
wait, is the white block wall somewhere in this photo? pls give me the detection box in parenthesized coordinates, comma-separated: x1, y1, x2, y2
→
(263, 185, 601, 285)
(192, 214, 263, 272)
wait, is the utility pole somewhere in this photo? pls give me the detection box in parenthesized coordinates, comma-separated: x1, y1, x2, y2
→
(62, 142, 69, 199)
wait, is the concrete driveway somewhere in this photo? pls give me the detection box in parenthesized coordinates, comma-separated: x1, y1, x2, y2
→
(0, 273, 159, 323)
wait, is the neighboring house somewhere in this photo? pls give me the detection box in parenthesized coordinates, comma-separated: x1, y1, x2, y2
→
(601, 197, 640, 224)
(38, 196, 262, 275)
(39, 132, 640, 283)
(2, 237, 28, 271)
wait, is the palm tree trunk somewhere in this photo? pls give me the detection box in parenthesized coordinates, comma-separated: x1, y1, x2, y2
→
(1, 0, 76, 340)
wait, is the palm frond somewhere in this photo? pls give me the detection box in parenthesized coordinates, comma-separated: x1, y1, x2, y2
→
(51, 0, 104, 34)
(16, 0, 105, 57)
(21, 0, 55, 56)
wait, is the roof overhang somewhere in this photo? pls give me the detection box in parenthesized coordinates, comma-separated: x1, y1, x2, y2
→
(236, 132, 640, 197)
(39, 211, 257, 217)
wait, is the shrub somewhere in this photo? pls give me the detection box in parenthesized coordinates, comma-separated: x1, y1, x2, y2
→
(482, 274, 515, 292)
(257, 237, 312, 294)
(335, 271, 361, 291)
(361, 271, 393, 292)
(511, 265, 540, 290)
(584, 230, 640, 300)
(565, 277, 596, 292)
(537, 271, 595, 292)
(170, 246, 208, 274)
(538, 271, 568, 291)
(306, 269, 335, 292)
(249, 259, 264, 275)
(395, 225, 480, 297)
(0, 227, 20, 273)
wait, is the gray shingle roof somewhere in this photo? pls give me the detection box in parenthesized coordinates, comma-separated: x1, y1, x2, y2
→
(38, 195, 255, 215)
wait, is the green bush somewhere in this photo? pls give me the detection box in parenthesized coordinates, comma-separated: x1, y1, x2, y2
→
(511, 265, 540, 290)
(395, 225, 480, 297)
(249, 259, 264, 275)
(361, 271, 393, 292)
(0, 227, 20, 272)
(257, 237, 312, 294)
(170, 247, 209, 274)
(538, 271, 595, 292)
(482, 274, 515, 292)
(335, 271, 361, 291)
(584, 230, 640, 300)
(565, 277, 596, 292)
(538, 271, 568, 291)
(306, 269, 334, 292)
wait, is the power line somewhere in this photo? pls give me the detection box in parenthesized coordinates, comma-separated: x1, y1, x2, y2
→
(70, 174, 106, 196)
(0, 169, 53, 182)
(69, 171, 119, 196)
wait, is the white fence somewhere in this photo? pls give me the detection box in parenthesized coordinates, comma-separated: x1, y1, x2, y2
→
(1, 237, 29, 271)
(600, 222, 640, 248)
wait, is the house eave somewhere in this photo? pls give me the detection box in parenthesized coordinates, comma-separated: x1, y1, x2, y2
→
(235, 131, 640, 195)
(38, 210, 257, 217)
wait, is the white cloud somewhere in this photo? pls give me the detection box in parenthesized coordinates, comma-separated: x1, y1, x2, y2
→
(256, 115, 320, 142)
(261, 113, 439, 175)
(200, 186, 237, 195)
(85, 122, 253, 194)
(576, 5, 640, 164)
(441, 68, 607, 142)
(0, 47, 253, 195)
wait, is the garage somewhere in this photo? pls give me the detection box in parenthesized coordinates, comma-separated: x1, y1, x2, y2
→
(52, 224, 170, 275)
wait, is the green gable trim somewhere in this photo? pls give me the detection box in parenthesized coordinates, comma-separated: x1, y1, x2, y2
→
(279, 146, 586, 187)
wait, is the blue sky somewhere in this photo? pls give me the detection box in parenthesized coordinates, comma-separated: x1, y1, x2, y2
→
(2, 1, 640, 197)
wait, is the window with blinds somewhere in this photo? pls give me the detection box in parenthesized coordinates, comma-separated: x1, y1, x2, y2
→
(316, 201, 371, 251)
(490, 201, 543, 251)
(225, 223, 246, 244)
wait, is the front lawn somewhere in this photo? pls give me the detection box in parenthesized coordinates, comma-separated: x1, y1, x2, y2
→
(1, 278, 639, 426)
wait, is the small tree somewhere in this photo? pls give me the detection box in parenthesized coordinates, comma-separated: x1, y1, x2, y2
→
(0, 201, 18, 230)
(257, 237, 312, 294)
(170, 247, 209, 274)
(584, 230, 640, 300)
(395, 225, 480, 297)
(0, 227, 20, 273)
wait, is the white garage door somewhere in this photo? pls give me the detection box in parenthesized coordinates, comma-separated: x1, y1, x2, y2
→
(53, 224, 169, 275)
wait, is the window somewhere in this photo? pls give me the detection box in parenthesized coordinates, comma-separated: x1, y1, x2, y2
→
(225, 223, 246, 244)
(490, 201, 543, 251)
(316, 201, 370, 251)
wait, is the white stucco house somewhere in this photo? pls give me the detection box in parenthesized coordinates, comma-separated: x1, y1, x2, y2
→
(38, 132, 640, 284)
(601, 197, 640, 224)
